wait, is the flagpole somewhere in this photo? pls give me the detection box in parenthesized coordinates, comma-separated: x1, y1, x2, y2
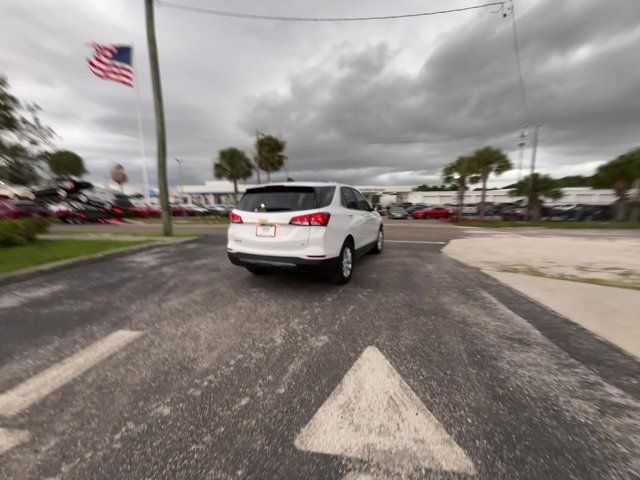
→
(131, 43, 150, 202)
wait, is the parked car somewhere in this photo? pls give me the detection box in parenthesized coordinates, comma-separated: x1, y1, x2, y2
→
(565, 204, 614, 221)
(171, 203, 198, 216)
(182, 203, 209, 215)
(31, 178, 93, 199)
(405, 205, 428, 214)
(462, 203, 478, 215)
(392, 202, 413, 210)
(52, 201, 117, 224)
(476, 202, 500, 216)
(75, 186, 133, 212)
(411, 206, 452, 220)
(226, 183, 383, 284)
(0, 197, 49, 219)
(373, 204, 386, 216)
(388, 206, 409, 219)
(501, 206, 529, 221)
(130, 200, 161, 217)
(46, 201, 72, 220)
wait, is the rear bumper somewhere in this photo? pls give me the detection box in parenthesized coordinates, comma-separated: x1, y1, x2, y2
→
(227, 251, 339, 270)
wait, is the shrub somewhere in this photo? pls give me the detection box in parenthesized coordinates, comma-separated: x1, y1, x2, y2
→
(0, 217, 50, 247)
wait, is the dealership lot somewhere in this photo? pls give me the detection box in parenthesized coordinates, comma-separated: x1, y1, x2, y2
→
(0, 223, 639, 479)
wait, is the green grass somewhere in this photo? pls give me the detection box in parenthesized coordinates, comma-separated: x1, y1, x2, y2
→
(52, 231, 201, 238)
(454, 220, 640, 229)
(0, 239, 152, 274)
(139, 217, 229, 225)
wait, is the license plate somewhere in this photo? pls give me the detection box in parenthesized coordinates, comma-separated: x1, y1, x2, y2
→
(256, 224, 276, 237)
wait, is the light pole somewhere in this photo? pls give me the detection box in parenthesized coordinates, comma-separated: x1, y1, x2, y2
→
(174, 158, 184, 198)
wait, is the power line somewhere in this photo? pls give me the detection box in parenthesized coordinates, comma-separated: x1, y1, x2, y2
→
(156, 1, 506, 22)
(507, 0, 531, 125)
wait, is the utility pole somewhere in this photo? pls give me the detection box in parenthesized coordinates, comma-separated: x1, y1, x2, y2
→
(517, 129, 527, 182)
(527, 123, 540, 217)
(144, 0, 173, 236)
(255, 130, 262, 185)
(174, 158, 184, 195)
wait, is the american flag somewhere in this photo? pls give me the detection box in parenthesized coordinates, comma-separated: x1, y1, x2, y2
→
(87, 44, 134, 87)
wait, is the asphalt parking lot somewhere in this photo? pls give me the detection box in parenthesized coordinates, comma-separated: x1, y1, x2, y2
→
(1, 222, 639, 479)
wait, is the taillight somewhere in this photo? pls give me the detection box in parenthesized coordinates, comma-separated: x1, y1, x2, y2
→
(112, 207, 122, 214)
(229, 212, 243, 223)
(310, 212, 331, 226)
(289, 212, 331, 226)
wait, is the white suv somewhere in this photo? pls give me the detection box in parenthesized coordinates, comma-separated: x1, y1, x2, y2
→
(227, 183, 383, 284)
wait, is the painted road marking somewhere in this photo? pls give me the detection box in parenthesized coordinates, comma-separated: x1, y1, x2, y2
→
(386, 240, 446, 245)
(294, 346, 475, 475)
(0, 330, 143, 417)
(0, 428, 30, 455)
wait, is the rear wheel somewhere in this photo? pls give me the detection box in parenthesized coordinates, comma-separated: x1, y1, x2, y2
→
(329, 241, 354, 284)
(371, 229, 384, 254)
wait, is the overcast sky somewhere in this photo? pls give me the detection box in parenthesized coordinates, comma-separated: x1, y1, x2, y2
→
(1, 0, 639, 190)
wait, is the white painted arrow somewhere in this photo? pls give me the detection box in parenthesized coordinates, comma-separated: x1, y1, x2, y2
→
(294, 346, 475, 475)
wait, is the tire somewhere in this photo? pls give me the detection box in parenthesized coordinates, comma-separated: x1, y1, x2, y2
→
(329, 241, 354, 285)
(246, 266, 270, 275)
(371, 228, 384, 254)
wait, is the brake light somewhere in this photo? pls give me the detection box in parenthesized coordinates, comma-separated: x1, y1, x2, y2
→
(229, 212, 243, 223)
(112, 207, 122, 214)
(289, 212, 331, 226)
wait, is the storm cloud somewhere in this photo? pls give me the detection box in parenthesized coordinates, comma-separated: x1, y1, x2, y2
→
(1, 0, 639, 189)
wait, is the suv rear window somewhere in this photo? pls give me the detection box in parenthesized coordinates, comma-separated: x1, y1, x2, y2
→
(237, 186, 335, 212)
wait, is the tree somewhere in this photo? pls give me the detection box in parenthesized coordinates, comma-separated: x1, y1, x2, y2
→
(592, 148, 640, 221)
(509, 173, 562, 219)
(414, 183, 457, 191)
(214, 147, 252, 204)
(592, 148, 640, 199)
(442, 156, 478, 220)
(555, 175, 592, 188)
(111, 164, 128, 192)
(48, 150, 87, 178)
(255, 134, 286, 182)
(471, 146, 512, 219)
(0, 74, 55, 185)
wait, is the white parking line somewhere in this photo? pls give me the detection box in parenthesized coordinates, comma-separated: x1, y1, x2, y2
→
(0, 330, 143, 417)
(0, 428, 30, 455)
(386, 240, 446, 245)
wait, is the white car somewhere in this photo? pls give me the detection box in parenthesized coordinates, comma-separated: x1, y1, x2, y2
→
(182, 203, 209, 214)
(226, 182, 383, 284)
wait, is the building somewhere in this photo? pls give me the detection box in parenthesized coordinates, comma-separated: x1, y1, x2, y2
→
(174, 181, 255, 205)
(174, 181, 618, 207)
(396, 187, 617, 206)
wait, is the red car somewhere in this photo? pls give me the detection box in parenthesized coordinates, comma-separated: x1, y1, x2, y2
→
(170, 204, 197, 216)
(0, 197, 50, 220)
(411, 206, 452, 220)
(131, 201, 161, 217)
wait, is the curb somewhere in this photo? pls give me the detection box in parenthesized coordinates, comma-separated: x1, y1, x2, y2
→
(0, 237, 199, 287)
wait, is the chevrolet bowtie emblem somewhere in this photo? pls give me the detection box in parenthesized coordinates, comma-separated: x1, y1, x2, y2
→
(258, 217, 268, 223)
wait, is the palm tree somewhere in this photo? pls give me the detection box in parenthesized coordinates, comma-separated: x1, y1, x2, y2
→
(214, 147, 252, 204)
(256, 134, 286, 182)
(509, 173, 562, 219)
(442, 155, 478, 220)
(472, 146, 512, 219)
